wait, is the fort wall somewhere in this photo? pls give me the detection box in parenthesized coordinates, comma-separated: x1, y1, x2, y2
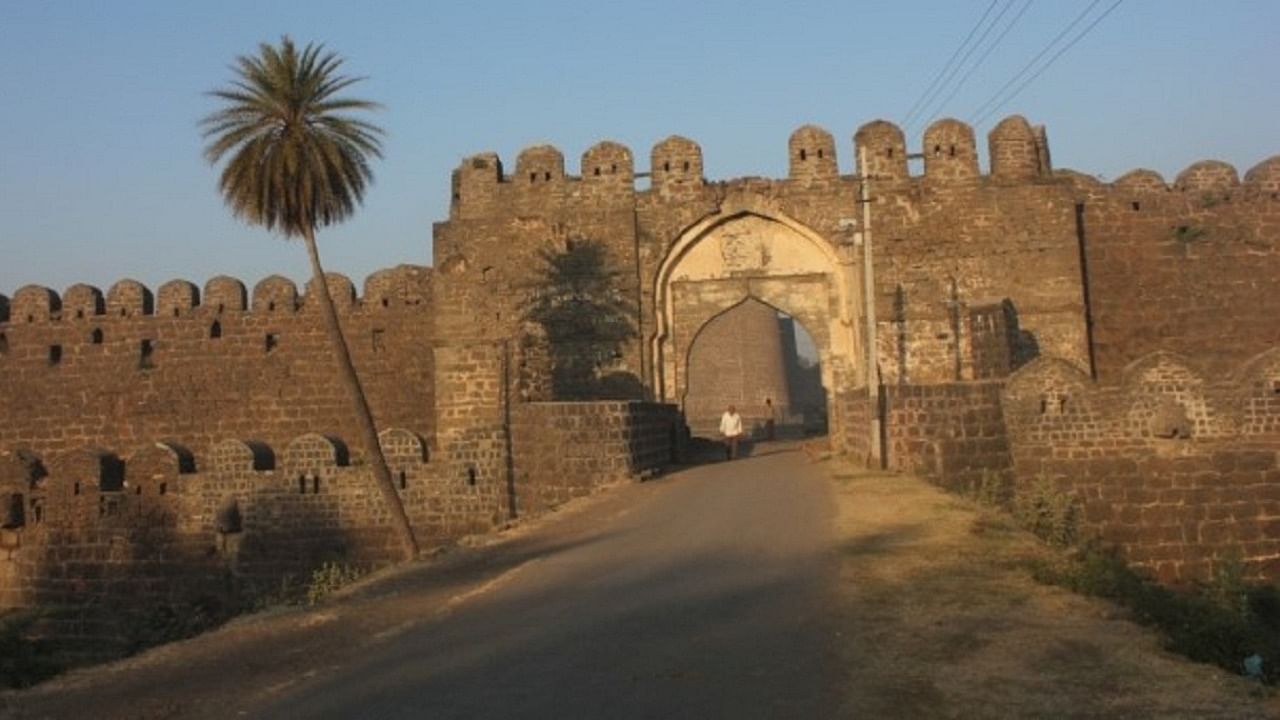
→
(0, 266, 436, 460)
(1002, 351, 1280, 583)
(1060, 158, 1280, 380)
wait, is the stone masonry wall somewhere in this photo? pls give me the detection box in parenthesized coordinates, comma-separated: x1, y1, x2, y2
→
(1059, 160, 1280, 380)
(0, 266, 435, 460)
(510, 401, 679, 514)
(880, 382, 1013, 490)
(1002, 350, 1280, 583)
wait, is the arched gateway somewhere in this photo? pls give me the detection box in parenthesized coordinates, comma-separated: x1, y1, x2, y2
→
(650, 197, 866, 442)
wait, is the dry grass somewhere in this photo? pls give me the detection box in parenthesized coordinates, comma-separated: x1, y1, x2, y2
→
(826, 463, 1277, 719)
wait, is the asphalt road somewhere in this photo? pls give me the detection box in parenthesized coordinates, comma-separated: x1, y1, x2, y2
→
(259, 445, 844, 719)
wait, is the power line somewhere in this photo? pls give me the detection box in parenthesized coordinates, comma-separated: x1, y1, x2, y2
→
(901, 0, 999, 130)
(909, 0, 1019, 134)
(973, 0, 1125, 126)
(967, 0, 1104, 124)
(923, 0, 1036, 127)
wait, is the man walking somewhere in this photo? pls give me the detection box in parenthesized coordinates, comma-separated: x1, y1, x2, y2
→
(720, 404, 743, 460)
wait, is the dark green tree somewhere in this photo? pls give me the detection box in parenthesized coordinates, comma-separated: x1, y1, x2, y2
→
(200, 37, 417, 560)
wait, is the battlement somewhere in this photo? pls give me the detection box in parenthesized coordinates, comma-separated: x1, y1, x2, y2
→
(0, 429, 436, 534)
(1, 265, 431, 326)
(1004, 348, 1280, 445)
(446, 115, 1080, 218)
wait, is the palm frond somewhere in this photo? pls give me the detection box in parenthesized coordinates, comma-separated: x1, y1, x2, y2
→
(200, 36, 383, 238)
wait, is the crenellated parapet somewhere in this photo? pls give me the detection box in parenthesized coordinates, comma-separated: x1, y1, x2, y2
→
(579, 141, 635, 204)
(854, 120, 908, 181)
(988, 115, 1047, 181)
(923, 118, 980, 183)
(787, 125, 838, 184)
(1002, 349, 1280, 583)
(1003, 348, 1280, 449)
(2, 428, 443, 541)
(650, 135, 705, 199)
(0, 265, 432, 328)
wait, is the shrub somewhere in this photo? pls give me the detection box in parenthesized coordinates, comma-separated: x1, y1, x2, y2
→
(1012, 475, 1081, 547)
(1031, 545, 1280, 683)
(306, 562, 367, 606)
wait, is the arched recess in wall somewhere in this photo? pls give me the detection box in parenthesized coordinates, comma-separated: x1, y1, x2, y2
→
(682, 296, 829, 439)
(651, 202, 861, 438)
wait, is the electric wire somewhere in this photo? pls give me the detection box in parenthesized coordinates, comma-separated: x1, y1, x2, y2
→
(973, 0, 1124, 126)
(967, 0, 1104, 124)
(909, 0, 1019, 134)
(922, 0, 1036, 128)
(901, 0, 999, 130)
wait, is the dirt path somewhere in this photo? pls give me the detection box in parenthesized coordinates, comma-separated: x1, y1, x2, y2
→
(1, 448, 1275, 718)
(826, 462, 1275, 718)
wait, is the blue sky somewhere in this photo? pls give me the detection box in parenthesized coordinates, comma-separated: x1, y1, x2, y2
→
(1, 0, 1276, 296)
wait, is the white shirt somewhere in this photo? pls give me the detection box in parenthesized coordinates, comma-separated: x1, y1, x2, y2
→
(719, 411, 743, 437)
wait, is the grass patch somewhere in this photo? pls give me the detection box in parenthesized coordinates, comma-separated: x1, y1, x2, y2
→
(1031, 544, 1280, 684)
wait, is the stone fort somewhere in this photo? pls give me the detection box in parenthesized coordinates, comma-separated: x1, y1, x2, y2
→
(1, 114, 1279, 653)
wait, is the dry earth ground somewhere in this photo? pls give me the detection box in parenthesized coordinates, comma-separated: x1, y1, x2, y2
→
(827, 461, 1278, 718)
(2, 450, 1278, 719)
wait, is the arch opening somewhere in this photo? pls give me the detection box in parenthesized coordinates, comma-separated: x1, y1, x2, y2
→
(683, 297, 828, 441)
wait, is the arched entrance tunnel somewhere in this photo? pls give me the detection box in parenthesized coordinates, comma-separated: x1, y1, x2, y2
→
(683, 298, 828, 440)
(649, 201, 867, 452)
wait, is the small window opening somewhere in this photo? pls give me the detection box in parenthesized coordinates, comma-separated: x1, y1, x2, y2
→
(217, 303, 225, 314)
(26, 315, 34, 323)
(949, 145, 956, 157)
(49, 345, 62, 366)
(799, 149, 807, 161)
(31, 499, 43, 524)
(209, 321, 222, 339)
(312, 476, 320, 494)
(75, 309, 84, 319)
(1131, 201, 1141, 211)
(158, 482, 167, 496)
(73, 481, 81, 496)
(594, 167, 601, 176)
(134, 485, 142, 495)
(663, 161, 670, 172)
(1039, 397, 1048, 415)
(544, 171, 551, 181)
(1271, 379, 1280, 395)
(610, 163, 617, 174)
(265, 333, 279, 353)
(381, 297, 389, 308)
(119, 308, 127, 317)
(372, 329, 385, 353)
(91, 328, 103, 344)
(887, 148, 894, 158)
(0, 332, 8, 355)
(398, 470, 407, 490)
(298, 475, 307, 494)
(529, 172, 537, 183)
(139, 339, 155, 369)
(3, 493, 23, 529)
(817, 148, 824, 159)
(933, 144, 942, 155)
(466, 466, 477, 487)
(172, 307, 180, 317)
(267, 301, 276, 312)
(682, 161, 690, 172)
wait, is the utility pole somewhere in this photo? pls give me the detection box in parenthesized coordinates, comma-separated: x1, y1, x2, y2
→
(857, 146, 882, 467)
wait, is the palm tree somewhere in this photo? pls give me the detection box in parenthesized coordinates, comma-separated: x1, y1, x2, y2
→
(201, 37, 418, 560)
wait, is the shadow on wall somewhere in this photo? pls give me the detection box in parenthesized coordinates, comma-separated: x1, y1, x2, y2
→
(520, 240, 639, 401)
(1002, 299, 1040, 372)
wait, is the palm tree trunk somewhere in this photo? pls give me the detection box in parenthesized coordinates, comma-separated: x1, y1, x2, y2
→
(302, 226, 420, 561)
